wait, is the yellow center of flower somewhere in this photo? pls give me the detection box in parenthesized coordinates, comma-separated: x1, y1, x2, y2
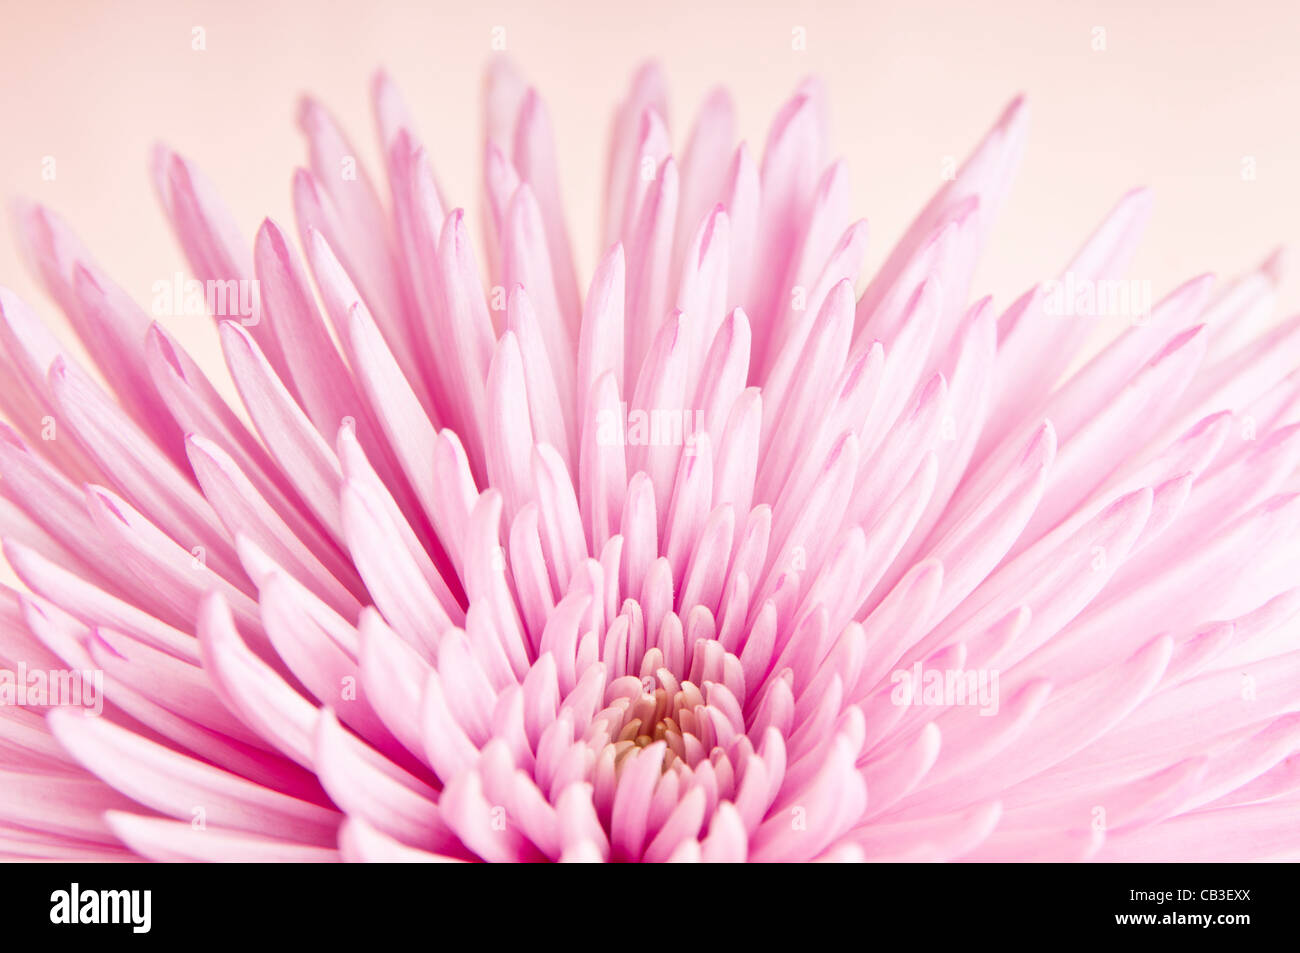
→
(601, 668, 715, 774)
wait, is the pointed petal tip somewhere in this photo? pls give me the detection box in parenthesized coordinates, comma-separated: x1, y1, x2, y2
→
(292, 165, 320, 196)
(1120, 185, 1155, 215)
(295, 95, 322, 130)
(46, 352, 69, 382)
(1261, 245, 1288, 284)
(602, 241, 626, 271)
(1104, 484, 1156, 523)
(150, 142, 175, 168)
(1152, 323, 1208, 363)
(254, 217, 292, 259)
(912, 556, 945, 586)
(998, 93, 1029, 131)
(9, 196, 35, 224)
(632, 59, 667, 84)
(1263, 491, 1300, 515)
(486, 55, 525, 86)
(1024, 420, 1057, 466)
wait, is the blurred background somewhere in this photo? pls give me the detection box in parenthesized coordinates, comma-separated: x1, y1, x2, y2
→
(0, 0, 1298, 581)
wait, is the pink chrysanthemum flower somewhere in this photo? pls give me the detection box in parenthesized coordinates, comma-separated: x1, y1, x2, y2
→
(1, 61, 1299, 864)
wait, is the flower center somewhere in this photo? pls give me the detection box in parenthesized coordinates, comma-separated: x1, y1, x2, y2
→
(587, 635, 743, 779)
(610, 674, 710, 772)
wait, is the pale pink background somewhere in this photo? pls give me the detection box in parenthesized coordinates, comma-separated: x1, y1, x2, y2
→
(1, 0, 1298, 581)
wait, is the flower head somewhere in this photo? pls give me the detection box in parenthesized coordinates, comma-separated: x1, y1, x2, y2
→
(1, 61, 1298, 862)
